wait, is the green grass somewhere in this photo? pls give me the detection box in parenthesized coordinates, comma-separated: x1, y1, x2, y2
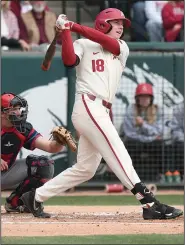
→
(2, 234, 184, 244)
(1, 194, 183, 206)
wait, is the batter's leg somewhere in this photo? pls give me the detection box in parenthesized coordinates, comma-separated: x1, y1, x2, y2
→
(75, 95, 140, 190)
(35, 135, 102, 202)
(21, 96, 183, 219)
(77, 98, 182, 219)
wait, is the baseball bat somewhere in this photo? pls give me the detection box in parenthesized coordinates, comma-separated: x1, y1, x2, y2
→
(41, 29, 61, 71)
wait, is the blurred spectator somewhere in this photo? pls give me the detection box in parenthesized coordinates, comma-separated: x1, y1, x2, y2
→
(84, 0, 106, 12)
(10, 1, 33, 42)
(11, 0, 33, 16)
(107, 0, 128, 11)
(1, 0, 30, 51)
(16, 1, 57, 52)
(10, 1, 50, 42)
(121, 83, 164, 181)
(84, 1, 128, 16)
(170, 102, 184, 178)
(162, 1, 184, 42)
(130, 0, 149, 41)
(145, 1, 167, 41)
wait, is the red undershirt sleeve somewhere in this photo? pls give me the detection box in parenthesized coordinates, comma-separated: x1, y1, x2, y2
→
(71, 23, 120, 56)
(61, 30, 77, 66)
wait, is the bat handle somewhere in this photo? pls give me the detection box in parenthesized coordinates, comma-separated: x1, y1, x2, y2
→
(42, 58, 52, 71)
(41, 62, 51, 71)
(41, 31, 60, 71)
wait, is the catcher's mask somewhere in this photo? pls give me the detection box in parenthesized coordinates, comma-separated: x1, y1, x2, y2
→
(135, 83, 154, 106)
(94, 8, 131, 38)
(1, 92, 28, 132)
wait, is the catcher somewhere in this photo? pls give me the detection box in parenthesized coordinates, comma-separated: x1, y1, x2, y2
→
(1, 92, 76, 218)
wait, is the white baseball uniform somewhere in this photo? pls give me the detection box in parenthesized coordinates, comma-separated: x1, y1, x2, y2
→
(35, 38, 141, 202)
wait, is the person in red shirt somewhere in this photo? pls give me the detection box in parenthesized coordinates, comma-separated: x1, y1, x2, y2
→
(162, 1, 184, 42)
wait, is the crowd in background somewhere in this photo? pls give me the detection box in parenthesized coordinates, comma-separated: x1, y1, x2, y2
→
(1, 0, 58, 52)
(1, 0, 184, 52)
(85, 0, 184, 42)
(120, 84, 184, 183)
(130, 0, 184, 42)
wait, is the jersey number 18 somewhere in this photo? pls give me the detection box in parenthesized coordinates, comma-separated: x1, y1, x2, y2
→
(92, 59, 104, 72)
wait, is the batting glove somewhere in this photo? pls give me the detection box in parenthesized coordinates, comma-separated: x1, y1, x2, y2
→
(55, 14, 73, 31)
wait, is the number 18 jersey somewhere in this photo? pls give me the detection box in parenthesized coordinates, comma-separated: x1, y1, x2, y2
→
(74, 38, 129, 103)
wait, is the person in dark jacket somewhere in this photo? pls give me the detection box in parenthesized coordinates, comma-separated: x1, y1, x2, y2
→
(130, 0, 148, 41)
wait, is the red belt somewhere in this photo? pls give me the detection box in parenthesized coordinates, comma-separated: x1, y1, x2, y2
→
(87, 94, 112, 109)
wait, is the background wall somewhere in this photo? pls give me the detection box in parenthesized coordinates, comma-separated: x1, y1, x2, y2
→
(2, 44, 184, 184)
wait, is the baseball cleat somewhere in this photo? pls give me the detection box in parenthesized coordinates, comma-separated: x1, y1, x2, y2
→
(5, 201, 30, 213)
(143, 201, 183, 220)
(21, 190, 51, 218)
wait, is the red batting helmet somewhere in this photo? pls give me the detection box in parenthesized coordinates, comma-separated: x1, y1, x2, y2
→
(94, 8, 131, 34)
(135, 83, 153, 97)
(1, 93, 15, 110)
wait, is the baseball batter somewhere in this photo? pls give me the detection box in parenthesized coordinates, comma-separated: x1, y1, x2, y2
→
(22, 8, 183, 220)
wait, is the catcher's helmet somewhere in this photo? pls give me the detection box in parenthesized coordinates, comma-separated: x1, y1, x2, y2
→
(1, 92, 28, 131)
(135, 83, 153, 97)
(94, 8, 131, 34)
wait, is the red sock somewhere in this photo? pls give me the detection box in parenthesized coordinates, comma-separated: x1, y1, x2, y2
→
(10, 195, 19, 207)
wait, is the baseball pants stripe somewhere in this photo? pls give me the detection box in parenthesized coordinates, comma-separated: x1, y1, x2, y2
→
(82, 94, 135, 188)
(35, 94, 140, 202)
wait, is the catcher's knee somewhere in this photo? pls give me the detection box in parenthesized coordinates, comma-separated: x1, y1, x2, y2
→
(26, 154, 54, 181)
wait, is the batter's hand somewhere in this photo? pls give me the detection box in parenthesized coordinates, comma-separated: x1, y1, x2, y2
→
(55, 14, 73, 31)
(1, 159, 8, 171)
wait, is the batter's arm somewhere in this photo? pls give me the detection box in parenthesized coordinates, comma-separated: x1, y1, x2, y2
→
(61, 30, 80, 67)
(70, 23, 120, 56)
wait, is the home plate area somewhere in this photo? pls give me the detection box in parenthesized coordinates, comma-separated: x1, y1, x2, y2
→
(1, 206, 184, 236)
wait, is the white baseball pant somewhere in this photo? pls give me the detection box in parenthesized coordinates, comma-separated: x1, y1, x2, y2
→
(35, 93, 141, 202)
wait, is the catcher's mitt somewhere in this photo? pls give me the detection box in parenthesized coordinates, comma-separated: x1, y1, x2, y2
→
(51, 126, 77, 152)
